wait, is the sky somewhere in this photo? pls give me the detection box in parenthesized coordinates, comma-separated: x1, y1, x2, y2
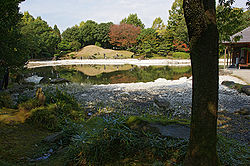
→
(20, 0, 248, 32)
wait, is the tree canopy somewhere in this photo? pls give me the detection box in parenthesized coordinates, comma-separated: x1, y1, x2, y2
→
(167, 0, 188, 44)
(20, 12, 61, 59)
(0, 0, 27, 68)
(120, 13, 145, 29)
(109, 24, 141, 49)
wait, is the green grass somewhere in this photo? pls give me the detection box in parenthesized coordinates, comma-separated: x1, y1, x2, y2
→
(172, 52, 190, 59)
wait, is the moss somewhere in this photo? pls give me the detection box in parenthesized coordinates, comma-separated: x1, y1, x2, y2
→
(18, 98, 40, 112)
(127, 116, 190, 126)
(27, 105, 59, 130)
(0, 122, 52, 165)
(172, 52, 190, 59)
(126, 116, 190, 134)
(0, 92, 13, 109)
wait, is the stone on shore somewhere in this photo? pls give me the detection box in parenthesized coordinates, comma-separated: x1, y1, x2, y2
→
(50, 78, 70, 84)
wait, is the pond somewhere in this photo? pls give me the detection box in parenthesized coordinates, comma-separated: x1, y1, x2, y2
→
(26, 64, 192, 85)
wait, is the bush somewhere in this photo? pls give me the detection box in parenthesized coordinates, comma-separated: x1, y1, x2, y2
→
(18, 98, 40, 112)
(172, 52, 190, 59)
(68, 116, 249, 165)
(0, 92, 13, 108)
(26, 89, 85, 130)
(217, 135, 249, 166)
(27, 105, 59, 130)
(95, 42, 101, 47)
(45, 88, 79, 110)
(70, 117, 187, 165)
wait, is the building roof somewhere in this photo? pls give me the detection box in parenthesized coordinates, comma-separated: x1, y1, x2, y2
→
(223, 26, 250, 44)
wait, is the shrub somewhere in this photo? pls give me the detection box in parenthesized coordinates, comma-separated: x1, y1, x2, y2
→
(26, 89, 85, 130)
(217, 135, 249, 166)
(172, 52, 190, 59)
(68, 116, 249, 165)
(44, 88, 79, 110)
(69, 54, 75, 59)
(0, 92, 13, 108)
(70, 117, 187, 165)
(95, 42, 101, 47)
(18, 98, 40, 112)
(27, 105, 59, 130)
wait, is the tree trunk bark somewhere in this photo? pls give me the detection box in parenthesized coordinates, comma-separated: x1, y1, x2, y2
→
(183, 0, 219, 165)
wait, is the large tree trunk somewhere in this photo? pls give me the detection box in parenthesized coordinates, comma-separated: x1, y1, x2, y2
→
(183, 0, 219, 165)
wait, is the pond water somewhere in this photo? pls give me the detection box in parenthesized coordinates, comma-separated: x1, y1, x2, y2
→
(26, 64, 192, 85)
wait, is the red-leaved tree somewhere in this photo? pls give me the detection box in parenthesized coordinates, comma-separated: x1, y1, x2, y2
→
(173, 40, 190, 52)
(109, 24, 141, 49)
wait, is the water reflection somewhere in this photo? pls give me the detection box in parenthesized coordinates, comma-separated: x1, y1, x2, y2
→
(27, 64, 192, 85)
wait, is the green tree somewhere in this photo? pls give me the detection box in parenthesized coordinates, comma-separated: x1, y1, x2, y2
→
(79, 21, 85, 27)
(0, 1, 27, 66)
(58, 40, 70, 51)
(137, 28, 159, 57)
(238, 10, 250, 32)
(217, 4, 243, 43)
(0, 0, 27, 89)
(53, 24, 61, 40)
(167, 0, 188, 44)
(94, 22, 113, 48)
(79, 20, 98, 46)
(69, 41, 81, 52)
(120, 13, 145, 29)
(61, 25, 81, 43)
(152, 17, 165, 30)
(183, 0, 219, 165)
(20, 13, 60, 58)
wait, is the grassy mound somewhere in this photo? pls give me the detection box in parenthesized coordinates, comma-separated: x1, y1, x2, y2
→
(67, 45, 134, 59)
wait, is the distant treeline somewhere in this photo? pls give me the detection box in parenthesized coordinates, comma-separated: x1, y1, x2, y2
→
(1, 0, 249, 69)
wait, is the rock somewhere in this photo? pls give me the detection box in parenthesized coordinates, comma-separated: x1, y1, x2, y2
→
(36, 87, 46, 106)
(43, 131, 64, 143)
(39, 77, 50, 84)
(234, 106, 250, 115)
(154, 96, 170, 110)
(24, 75, 43, 84)
(221, 81, 235, 87)
(120, 92, 130, 97)
(50, 78, 70, 84)
(150, 124, 190, 139)
(219, 69, 233, 75)
(241, 85, 250, 95)
(126, 116, 160, 133)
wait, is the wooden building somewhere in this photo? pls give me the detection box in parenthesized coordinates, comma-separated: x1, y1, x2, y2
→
(223, 26, 250, 69)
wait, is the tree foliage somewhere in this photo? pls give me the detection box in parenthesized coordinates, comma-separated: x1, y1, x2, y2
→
(217, 0, 249, 38)
(79, 20, 98, 46)
(62, 25, 81, 43)
(217, 4, 244, 43)
(109, 24, 141, 49)
(167, 0, 188, 44)
(94, 22, 113, 48)
(120, 13, 145, 29)
(20, 12, 61, 59)
(0, 0, 27, 69)
(136, 28, 160, 57)
(152, 17, 165, 30)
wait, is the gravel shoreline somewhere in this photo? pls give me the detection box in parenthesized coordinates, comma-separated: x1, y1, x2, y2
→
(19, 75, 250, 143)
(58, 75, 249, 114)
(27, 59, 227, 68)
